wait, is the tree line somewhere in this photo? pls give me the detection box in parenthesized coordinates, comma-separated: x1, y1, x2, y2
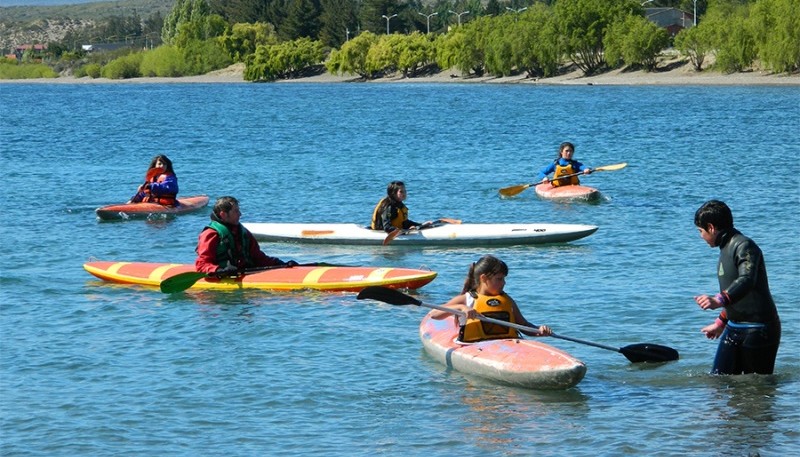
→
(3, 0, 797, 81)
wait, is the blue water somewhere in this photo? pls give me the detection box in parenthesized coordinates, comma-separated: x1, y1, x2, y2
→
(1, 82, 798, 456)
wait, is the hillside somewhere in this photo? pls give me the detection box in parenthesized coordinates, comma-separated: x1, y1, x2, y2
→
(0, 0, 172, 51)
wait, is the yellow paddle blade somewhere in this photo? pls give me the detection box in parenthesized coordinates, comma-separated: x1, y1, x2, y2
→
(498, 183, 533, 197)
(594, 162, 627, 172)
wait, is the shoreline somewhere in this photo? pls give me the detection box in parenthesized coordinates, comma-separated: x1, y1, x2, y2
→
(3, 59, 798, 86)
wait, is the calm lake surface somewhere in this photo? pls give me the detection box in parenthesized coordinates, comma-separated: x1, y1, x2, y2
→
(1, 82, 798, 456)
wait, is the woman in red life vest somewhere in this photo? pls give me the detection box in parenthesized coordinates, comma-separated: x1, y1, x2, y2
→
(128, 155, 179, 206)
(429, 255, 552, 343)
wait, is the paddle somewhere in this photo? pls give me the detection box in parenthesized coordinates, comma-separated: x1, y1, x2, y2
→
(356, 286, 679, 363)
(499, 162, 628, 197)
(382, 218, 463, 246)
(160, 262, 336, 294)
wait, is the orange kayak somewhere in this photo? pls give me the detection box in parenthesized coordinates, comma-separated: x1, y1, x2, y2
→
(534, 183, 600, 202)
(95, 195, 210, 220)
(84, 261, 437, 292)
(419, 311, 586, 389)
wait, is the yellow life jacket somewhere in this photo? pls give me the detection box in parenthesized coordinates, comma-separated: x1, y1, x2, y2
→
(371, 198, 408, 230)
(459, 292, 519, 343)
(552, 161, 580, 187)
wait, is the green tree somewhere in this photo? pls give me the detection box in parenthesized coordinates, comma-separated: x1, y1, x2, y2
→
(218, 22, 278, 63)
(365, 33, 402, 75)
(326, 30, 379, 78)
(140, 45, 187, 76)
(163, 0, 211, 45)
(245, 36, 324, 81)
(604, 15, 669, 71)
(703, 3, 755, 73)
(748, 0, 799, 73)
(319, 0, 358, 48)
(674, 22, 712, 71)
(280, 0, 321, 40)
(511, 4, 561, 78)
(395, 32, 435, 77)
(554, 0, 631, 75)
(435, 15, 490, 76)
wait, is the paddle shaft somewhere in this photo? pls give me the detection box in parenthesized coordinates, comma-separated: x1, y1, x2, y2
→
(382, 218, 462, 246)
(499, 162, 628, 197)
(410, 299, 620, 350)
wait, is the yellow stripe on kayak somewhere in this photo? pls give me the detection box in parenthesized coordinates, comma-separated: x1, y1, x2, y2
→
(150, 264, 183, 282)
(302, 267, 334, 286)
(107, 262, 131, 275)
(366, 268, 390, 281)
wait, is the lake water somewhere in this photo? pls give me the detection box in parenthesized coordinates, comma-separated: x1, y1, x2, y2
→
(1, 82, 798, 456)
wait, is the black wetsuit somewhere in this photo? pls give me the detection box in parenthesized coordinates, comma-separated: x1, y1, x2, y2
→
(712, 229, 781, 375)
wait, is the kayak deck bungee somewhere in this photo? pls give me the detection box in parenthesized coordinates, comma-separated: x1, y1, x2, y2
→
(419, 312, 586, 390)
(84, 261, 437, 292)
(243, 222, 598, 246)
(95, 195, 210, 220)
(534, 183, 600, 202)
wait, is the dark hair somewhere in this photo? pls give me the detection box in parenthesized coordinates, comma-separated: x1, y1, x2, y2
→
(694, 200, 734, 231)
(385, 181, 407, 203)
(213, 196, 239, 218)
(557, 142, 575, 158)
(148, 155, 174, 174)
(461, 255, 509, 294)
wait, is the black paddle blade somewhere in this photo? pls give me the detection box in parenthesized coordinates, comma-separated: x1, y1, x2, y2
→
(356, 286, 421, 306)
(620, 343, 679, 363)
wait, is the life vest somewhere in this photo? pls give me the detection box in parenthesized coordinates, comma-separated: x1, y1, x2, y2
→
(370, 198, 408, 230)
(552, 160, 580, 187)
(459, 292, 519, 343)
(142, 171, 178, 206)
(204, 220, 252, 269)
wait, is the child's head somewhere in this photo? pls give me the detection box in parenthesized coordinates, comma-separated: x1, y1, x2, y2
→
(213, 196, 241, 224)
(557, 142, 575, 159)
(149, 155, 174, 173)
(386, 181, 407, 202)
(462, 255, 509, 295)
(694, 200, 734, 231)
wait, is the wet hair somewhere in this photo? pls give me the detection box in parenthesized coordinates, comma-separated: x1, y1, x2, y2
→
(461, 255, 509, 294)
(556, 142, 575, 158)
(694, 200, 734, 231)
(148, 154, 174, 173)
(213, 196, 239, 218)
(386, 181, 406, 200)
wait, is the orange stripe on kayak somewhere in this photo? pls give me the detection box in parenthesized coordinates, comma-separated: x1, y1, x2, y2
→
(301, 230, 335, 236)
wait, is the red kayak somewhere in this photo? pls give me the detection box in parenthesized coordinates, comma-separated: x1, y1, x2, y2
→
(534, 183, 600, 202)
(95, 195, 210, 220)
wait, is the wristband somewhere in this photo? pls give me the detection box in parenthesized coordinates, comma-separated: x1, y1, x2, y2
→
(714, 292, 730, 307)
(715, 318, 726, 328)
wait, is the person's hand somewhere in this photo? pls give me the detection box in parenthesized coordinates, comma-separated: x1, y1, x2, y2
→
(695, 294, 723, 310)
(284, 260, 299, 267)
(584, 168, 593, 175)
(213, 264, 239, 278)
(540, 177, 549, 184)
(538, 325, 552, 336)
(701, 319, 725, 339)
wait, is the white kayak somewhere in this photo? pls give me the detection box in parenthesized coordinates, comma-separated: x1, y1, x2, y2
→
(243, 222, 598, 246)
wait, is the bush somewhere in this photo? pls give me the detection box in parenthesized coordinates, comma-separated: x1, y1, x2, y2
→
(140, 45, 187, 77)
(101, 52, 144, 79)
(0, 61, 58, 79)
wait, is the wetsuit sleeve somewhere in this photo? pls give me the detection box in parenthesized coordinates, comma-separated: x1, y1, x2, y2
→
(247, 232, 285, 267)
(574, 160, 589, 172)
(195, 229, 222, 274)
(402, 218, 420, 229)
(149, 174, 179, 196)
(536, 163, 556, 182)
(725, 238, 762, 304)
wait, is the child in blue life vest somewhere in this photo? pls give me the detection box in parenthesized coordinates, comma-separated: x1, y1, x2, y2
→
(693, 200, 781, 375)
(536, 142, 593, 187)
(128, 154, 179, 205)
(430, 255, 552, 343)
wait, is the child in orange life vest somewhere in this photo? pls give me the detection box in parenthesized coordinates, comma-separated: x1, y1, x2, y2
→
(128, 155, 179, 205)
(536, 142, 593, 187)
(430, 255, 552, 343)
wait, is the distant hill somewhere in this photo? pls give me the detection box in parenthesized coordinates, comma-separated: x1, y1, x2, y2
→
(0, 0, 172, 50)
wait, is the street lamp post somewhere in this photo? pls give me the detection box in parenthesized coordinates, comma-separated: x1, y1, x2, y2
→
(382, 14, 398, 34)
(641, 0, 653, 6)
(693, 0, 698, 26)
(506, 6, 527, 14)
(448, 10, 469, 26)
(418, 12, 438, 34)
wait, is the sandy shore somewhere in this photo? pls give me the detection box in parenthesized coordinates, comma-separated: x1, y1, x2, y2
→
(3, 59, 798, 85)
